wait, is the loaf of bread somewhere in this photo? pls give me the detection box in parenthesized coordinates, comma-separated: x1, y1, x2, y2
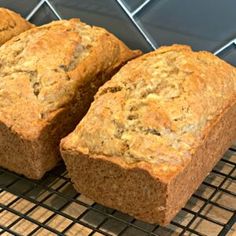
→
(0, 8, 33, 45)
(0, 19, 141, 179)
(61, 45, 236, 225)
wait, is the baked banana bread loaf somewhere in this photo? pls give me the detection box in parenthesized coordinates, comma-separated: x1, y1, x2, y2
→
(0, 7, 33, 45)
(0, 19, 141, 179)
(61, 45, 236, 225)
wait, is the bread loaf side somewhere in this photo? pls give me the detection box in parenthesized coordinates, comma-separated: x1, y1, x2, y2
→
(61, 45, 236, 225)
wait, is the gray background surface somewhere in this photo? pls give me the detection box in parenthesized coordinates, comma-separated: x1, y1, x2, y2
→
(0, 0, 236, 65)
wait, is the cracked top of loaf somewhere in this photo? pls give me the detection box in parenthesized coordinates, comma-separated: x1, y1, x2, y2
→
(0, 8, 33, 45)
(0, 19, 140, 138)
(62, 45, 236, 177)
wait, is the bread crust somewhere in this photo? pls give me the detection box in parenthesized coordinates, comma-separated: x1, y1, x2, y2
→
(61, 45, 236, 224)
(0, 19, 141, 179)
(0, 8, 33, 45)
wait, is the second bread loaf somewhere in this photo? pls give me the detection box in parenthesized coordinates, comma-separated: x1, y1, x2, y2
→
(0, 19, 141, 179)
(0, 7, 33, 45)
(61, 45, 236, 225)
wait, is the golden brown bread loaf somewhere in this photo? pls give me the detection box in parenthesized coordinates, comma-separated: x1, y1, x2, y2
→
(0, 7, 33, 45)
(0, 19, 141, 179)
(60, 45, 236, 225)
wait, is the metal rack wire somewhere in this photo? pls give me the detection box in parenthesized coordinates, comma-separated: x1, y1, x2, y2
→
(0, 145, 235, 236)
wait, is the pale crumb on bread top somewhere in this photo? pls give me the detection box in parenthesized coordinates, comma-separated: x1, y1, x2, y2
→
(63, 45, 236, 172)
(0, 19, 140, 138)
(0, 19, 102, 118)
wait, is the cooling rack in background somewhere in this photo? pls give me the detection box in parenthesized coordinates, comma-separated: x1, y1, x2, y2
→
(0, 146, 235, 236)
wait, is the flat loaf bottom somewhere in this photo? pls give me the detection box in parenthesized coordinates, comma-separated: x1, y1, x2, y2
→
(61, 101, 236, 225)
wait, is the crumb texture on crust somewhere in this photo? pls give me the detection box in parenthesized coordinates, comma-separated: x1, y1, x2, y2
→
(0, 18, 140, 138)
(64, 45, 236, 170)
(0, 8, 33, 45)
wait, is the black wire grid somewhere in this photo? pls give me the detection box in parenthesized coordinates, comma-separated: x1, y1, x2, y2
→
(0, 146, 235, 236)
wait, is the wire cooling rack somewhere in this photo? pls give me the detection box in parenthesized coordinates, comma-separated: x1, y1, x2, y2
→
(0, 146, 235, 236)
